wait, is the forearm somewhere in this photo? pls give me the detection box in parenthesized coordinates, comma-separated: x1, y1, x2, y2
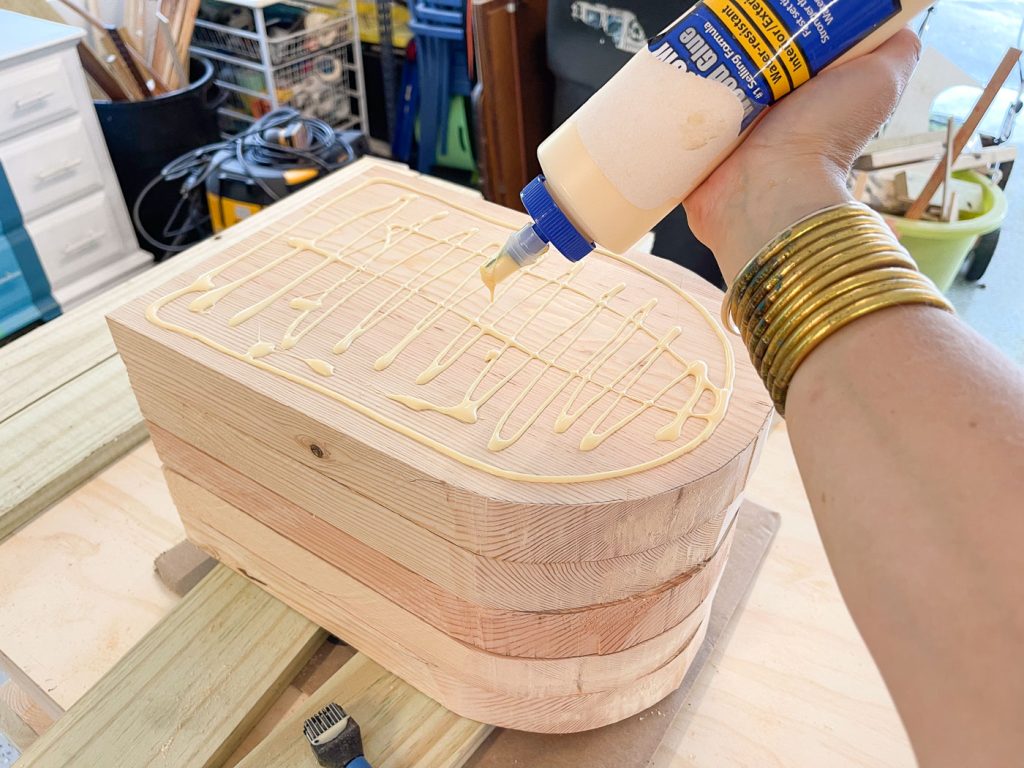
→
(786, 305, 1024, 766)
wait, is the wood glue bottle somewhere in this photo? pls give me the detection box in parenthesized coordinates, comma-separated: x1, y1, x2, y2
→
(480, 0, 936, 294)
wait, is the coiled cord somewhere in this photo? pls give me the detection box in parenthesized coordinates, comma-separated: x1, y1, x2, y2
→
(134, 108, 353, 255)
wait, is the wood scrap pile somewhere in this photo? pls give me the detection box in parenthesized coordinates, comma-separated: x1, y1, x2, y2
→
(7, 0, 199, 100)
(108, 166, 774, 733)
(851, 47, 1021, 223)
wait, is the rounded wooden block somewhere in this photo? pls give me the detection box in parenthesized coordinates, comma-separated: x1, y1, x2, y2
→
(109, 169, 774, 565)
(172, 470, 720, 720)
(429, 620, 710, 733)
(150, 418, 742, 612)
(155, 424, 735, 657)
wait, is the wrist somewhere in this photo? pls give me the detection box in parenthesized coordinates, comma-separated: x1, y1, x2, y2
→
(686, 160, 852, 283)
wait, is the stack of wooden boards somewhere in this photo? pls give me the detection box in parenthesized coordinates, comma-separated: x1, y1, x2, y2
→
(109, 166, 773, 732)
(6, 0, 199, 100)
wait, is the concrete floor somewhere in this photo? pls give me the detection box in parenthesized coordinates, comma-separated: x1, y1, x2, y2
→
(924, 0, 1024, 363)
(947, 164, 1024, 364)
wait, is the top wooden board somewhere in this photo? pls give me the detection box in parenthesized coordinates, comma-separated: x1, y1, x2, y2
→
(110, 165, 771, 506)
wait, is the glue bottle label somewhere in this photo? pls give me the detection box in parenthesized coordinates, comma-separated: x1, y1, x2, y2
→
(649, 0, 902, 128)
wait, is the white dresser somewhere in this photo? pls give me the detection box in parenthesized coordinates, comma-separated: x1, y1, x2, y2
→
(0, 10, 150, 328)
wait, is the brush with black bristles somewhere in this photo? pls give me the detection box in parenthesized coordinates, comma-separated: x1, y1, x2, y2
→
(303, 702, 371, 768)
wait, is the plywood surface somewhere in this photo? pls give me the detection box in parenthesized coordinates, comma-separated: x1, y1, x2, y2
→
(0, 160, 403, 544)
(0, 442, 182, 709)
(109, 166, 771, 505)
(649, 423, 916, 768)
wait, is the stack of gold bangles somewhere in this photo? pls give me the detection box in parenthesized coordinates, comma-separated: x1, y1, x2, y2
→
(723, 201, 954, 415)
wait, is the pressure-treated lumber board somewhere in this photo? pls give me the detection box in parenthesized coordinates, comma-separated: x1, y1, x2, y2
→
(139, 396, 737, 612)
(0, 356, 147, 542)
(172, 472, 718, 732)
(17, 566, 324, 767)
(0, 159, 404, 543)
(236, 654, 491, 768)
(152, 421, 732, 657)
(0, 681, 50, 751)
(167, 465, 718, 700)
(108, 166, 773, 563)
(222, 640, 356, 767)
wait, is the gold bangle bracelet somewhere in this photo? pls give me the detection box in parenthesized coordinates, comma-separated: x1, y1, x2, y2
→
(735, 219, 895, 332)
(744, 244, 913, 358)
(724, 202, 954, 415)
(755, 267, 921, 380)
(764, 276, 935, 389)
(722, 203, 882, 331)
(767, 287, 953, 409)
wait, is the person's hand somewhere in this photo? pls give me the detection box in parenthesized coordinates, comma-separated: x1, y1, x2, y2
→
(684, 28, 922, 282)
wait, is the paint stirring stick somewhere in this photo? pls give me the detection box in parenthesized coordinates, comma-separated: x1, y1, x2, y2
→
(906, 47, 1022, 220)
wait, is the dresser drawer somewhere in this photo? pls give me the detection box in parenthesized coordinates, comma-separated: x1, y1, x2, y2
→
(26, 190, 126, 289)
(0, 55, 77, 142)
(0, 116, 103, 221)
(0, 237, 37, 317)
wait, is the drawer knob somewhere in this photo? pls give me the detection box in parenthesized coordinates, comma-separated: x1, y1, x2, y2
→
(64, 230, 104, 257)
(37, 158, 82, 182)
(14, 90, 53, 110)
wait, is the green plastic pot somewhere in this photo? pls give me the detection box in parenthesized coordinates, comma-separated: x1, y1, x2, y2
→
(883, 170, 1008, 292)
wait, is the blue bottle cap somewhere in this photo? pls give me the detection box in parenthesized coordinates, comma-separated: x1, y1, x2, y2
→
(520, 175, 595, 262)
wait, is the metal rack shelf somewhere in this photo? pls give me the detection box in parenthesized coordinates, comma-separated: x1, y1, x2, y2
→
(190, 0, 368, 136)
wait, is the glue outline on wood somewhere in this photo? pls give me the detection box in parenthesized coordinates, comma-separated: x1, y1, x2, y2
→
(145, 179, 735, 483)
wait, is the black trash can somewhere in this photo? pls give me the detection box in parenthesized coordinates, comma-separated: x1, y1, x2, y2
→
(95, 57, 224, 259)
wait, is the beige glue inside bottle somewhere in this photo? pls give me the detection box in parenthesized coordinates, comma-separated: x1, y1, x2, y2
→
(480, 0, 935, 294)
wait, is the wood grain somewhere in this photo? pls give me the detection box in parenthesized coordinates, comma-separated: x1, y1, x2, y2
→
(236, 654, 491, 768)
(0, 681, 53, 751)
(16, 566, 323, 767)
(166, 468, 719, 699)
(155, 420, 734, 655)
(107, 166, 772, 563)
(105, 161, 770, 732)
(142, 404, 736, 612)
(172, 471, 717, 732)
(153, 422, 732, 656)
(114, 317, 767, 563)
(110, 168, 770, 496)
(0, 160, 395, 543)
(0, 444, 183, 709)
(1, 425, 917, 763)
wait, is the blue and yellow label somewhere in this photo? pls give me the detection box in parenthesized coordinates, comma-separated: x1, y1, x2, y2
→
(649, 0, 901, 127)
